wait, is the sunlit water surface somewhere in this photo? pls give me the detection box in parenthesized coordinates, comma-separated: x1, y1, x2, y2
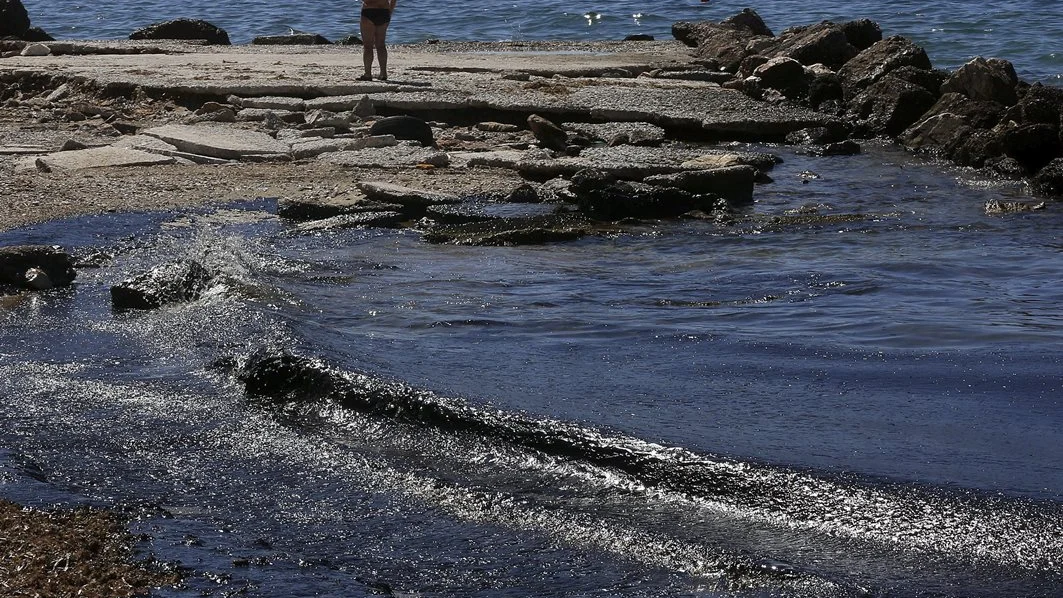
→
(2, 141, 1062, 596)
(22, 0, 1063, 83)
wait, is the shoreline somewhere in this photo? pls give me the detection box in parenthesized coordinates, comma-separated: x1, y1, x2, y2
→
(1, 8, 1061, 595)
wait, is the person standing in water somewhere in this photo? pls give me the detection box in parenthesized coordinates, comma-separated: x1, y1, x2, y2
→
(360, 0, 397, 80)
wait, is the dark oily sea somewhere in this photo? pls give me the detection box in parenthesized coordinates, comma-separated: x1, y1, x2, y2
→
(2, 141, 1062, 597)
(25, 0, 1063, 83)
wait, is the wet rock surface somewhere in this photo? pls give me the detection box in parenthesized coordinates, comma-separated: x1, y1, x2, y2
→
(0, 244, 76, 289)
(110, 260, 215, 310)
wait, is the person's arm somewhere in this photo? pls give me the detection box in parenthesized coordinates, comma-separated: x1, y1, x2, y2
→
(390, 0, 396, 11)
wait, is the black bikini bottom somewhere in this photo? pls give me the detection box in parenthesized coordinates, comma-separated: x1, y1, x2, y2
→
(361, 8, 391, 26)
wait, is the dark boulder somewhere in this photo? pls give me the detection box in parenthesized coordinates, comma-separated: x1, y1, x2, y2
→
(369, 115, 435, 147)
(786, 126, 841, 145)
(506, 183, 541, 203)
(527, 114, 568, 152)
(720, 8, 774, 37)
(913, 92, 1006, 130)
(950, 130, 1005, 168)
(0, 0, 30, 39)
(129, 19, 231, 45)
(837, 36, 932, 98)
(996, 122, 1060, 173)
(0, 245, 76, 289)
(888, 66, 949, 95)
(110, 260, 214, 310)
(846, 75, 939, 137)
(623, 34, 654, 42)
(839, 19, 882, 52)
(752, 57, 807, 94)
(569, 168, 718, 220)
(252, 33, 332, 45)
(1002, 83, 1063, 127)
(672, 21, 765, 72)
(940, 57, 1019, 106)
(767, 22, 857, 70)
(985, 156, 1028, 179)
(900, 93, 1005, 156)
(23, 27, 53, 42)
(807, 69, 845, 113)
(899, 112, 974, 157)
(643, 165, 757, 205)
(1033, 157, 1063, 195)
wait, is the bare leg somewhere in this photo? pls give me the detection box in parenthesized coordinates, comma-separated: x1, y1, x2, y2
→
(375, 22, 390, 79)
(360, 16, 376, 79)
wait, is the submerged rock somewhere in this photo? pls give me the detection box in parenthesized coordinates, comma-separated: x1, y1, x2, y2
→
(0, 245, 76, 290)
(110, 260, 214, 310)
(293, 211, 405, 232)
(423, 214, 592, 246)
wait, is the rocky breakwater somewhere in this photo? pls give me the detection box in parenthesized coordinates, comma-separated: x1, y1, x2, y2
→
(672, 8, 1063, 195)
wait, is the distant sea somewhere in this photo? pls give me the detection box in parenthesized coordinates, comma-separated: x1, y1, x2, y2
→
(24, 0, 1063, 84)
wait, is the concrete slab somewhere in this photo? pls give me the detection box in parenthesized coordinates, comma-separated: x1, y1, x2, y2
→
(0, 146, 50, 155)
(143, 124, 290, 160)
(240, 96, 306, 111)
(320, 145, 450, 168)
(15, 146, 176, 171)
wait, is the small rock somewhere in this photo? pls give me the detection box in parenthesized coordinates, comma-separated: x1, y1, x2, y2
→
(20, 43, 50, 57)
(476, 121, 521, 133)
(59, 139, 88, 151)
(45, 83, 71, 102)
(527, 114, 567, 151)
(353, 95, 374, 118)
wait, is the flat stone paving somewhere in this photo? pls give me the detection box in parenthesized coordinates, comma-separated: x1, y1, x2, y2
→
(0, 41, 840, 139)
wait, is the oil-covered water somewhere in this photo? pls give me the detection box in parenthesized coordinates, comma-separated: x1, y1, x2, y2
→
(1, 142, 1062, 597)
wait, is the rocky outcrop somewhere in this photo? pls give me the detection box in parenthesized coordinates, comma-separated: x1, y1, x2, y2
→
(129, 19, 231, 45)
(846, 75, 939, 137)
(110, 261, 214, 310)
(766, 22, 857, 70)
(252, 34, 332, 45)
(837, 36, 933, 99)
(569, 168, 729, 220)
(940, 57, 1019, 106)
(671, 17, 769, 72)
(0, 0, 31, 39)
(1033, 158, 1063, 195)
(0, 245, 76, 290)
